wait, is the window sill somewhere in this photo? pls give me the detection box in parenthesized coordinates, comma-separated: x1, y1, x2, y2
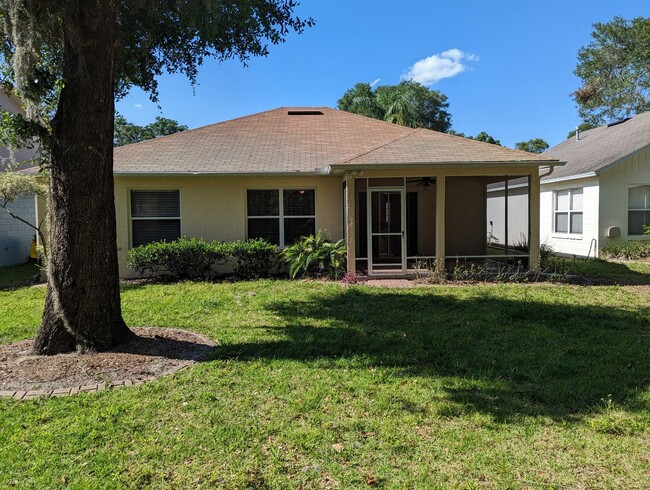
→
(551, 234, 583, 240)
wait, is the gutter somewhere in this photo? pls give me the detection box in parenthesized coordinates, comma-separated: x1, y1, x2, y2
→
(113, 168, 331, 178)
(327, 159, 563, 173)
(541, 171, 597, 185)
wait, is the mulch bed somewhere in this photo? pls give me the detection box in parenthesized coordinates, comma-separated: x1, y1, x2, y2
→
(0, 327, 215, 400)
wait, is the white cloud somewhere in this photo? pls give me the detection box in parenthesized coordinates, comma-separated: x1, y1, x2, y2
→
(403, 49, 478, 86)
(369, 78, 381, 88)
(134, 103, 143, 109)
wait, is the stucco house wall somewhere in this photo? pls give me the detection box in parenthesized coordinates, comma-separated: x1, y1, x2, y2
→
(114, 174, 343, 276)
(540, 176, 599, 257)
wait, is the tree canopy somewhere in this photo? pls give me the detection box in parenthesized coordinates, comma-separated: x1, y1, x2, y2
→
(573, 16, 650, 126)
(448, 130, 501, 146)
(114, 115, 188, 146)
(514, 138, 549, 154)
(337, 80, 452, 132)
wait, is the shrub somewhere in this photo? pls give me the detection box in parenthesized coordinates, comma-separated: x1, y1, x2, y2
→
(128, 237, 230, 280)
(230, 238, 279, 278)
(601, 241, 650, 260)
(282, 230, 346, 279)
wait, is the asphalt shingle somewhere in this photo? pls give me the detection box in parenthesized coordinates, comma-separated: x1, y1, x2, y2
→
(114, 107, 558, 174)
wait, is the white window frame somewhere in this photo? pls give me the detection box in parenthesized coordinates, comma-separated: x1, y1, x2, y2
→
(553, 187, 583, 236)
(129, 189, 182, 248)
(628, 185, 650, 237)
(246, 188, 316, 247)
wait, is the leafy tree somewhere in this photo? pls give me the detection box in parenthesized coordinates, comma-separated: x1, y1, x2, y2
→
(114, 115, 188, 146)
(472, 131, 501, 146)
(337, 80, 451, 132)
(449, 130, 501, 146)
(566, 122, 597, 140)
(573, 16, 650, 125)
(514, 138, 549, 154)
(0, 0, 312, 355)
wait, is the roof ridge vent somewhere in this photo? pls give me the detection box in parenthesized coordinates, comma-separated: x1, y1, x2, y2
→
(607, 117, 631, 127)
(287, 110, 324, 116)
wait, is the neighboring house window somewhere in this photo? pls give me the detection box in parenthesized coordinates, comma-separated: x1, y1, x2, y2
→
(247, 189, 315, 246)
(554, 188, 583, 234)
(131, 190, 181, 247)
(628, 185, 650, 235)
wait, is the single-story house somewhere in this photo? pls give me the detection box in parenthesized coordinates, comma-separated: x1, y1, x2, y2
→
(538, 112, 650, 257)
(0, 88, 38, 267)
(37, 107, 562, 277)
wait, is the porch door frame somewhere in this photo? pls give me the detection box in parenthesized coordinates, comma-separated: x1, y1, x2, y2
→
(367, 186, 407, 275)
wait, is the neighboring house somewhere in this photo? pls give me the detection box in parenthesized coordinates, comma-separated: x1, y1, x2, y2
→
(538, 112, 650, 257)
(109, 107, 561, 277)
(0, 88, 38, 267)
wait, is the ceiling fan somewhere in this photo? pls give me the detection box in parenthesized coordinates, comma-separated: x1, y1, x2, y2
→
(406, 177, 434, 191)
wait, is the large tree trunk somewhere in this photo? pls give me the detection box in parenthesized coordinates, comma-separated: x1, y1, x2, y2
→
(34, 0, 133, 355)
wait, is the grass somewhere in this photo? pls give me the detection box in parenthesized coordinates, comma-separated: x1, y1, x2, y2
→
(0, 262, 40, 289)
(1, 265, 649, 487)
(545, 256, 650, 285)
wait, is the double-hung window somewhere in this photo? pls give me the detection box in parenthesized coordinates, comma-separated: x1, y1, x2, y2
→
(247, 189, 315, 246)
(554, 188, 583, 234)
(628, 185, 650, 235)
(130, 190, 181, 247)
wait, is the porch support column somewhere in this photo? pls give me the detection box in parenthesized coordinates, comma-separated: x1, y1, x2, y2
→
(529, 172, 541, 271)
(435, 176, 446, 275)
(345, 173, 356, 275)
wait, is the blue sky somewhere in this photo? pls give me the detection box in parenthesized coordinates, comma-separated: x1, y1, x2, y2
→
(116, 0, 650, 149)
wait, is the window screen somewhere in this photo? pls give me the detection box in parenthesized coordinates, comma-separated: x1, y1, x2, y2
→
(628, 185, 650, 235)
(554, 188, 582, 234)
(247, 189, 315, 246)
(131, 190, 181, 247)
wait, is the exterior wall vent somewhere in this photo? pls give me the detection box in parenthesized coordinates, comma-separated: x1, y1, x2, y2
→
(287, 110, 324, 116)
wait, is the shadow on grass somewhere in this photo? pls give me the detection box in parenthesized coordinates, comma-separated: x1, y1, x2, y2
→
(211, 287, 650, 422)
(546, 257, 650, 285)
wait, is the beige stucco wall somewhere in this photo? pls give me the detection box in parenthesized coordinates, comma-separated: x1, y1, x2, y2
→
(540, 176, 600, 257)
(114, 175, 343, 276)
(598, 145, 650, 249)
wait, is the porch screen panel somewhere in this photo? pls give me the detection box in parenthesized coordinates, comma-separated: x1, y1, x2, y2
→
(131, 190, 181, 247)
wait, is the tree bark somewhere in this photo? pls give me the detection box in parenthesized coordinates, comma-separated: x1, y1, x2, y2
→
(34, 0, 133, 355)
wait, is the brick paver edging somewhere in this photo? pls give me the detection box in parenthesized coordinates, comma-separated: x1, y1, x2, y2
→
(0, 329, 216, 401)
(0, 361, 195, 401)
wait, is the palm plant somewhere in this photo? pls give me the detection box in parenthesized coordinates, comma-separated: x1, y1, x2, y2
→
(282, 230, 346, 279)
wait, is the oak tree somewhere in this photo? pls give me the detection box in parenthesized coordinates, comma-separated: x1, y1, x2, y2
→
(573, 16, 650, 125)
(0, 0, 312, 354)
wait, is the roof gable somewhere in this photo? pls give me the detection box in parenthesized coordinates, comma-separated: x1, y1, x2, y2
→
(543, 111, 650, 181)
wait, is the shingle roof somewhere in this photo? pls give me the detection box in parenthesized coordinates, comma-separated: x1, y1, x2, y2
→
(543, 111, 650, 181)
(114, 107, 559, 174)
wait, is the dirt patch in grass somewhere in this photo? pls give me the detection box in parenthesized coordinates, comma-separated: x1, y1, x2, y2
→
(0, 327, 215, 392)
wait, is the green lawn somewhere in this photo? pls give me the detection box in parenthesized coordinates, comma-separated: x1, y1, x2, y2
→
(545, 256, 650, 285)
(1, 274, 649, 487)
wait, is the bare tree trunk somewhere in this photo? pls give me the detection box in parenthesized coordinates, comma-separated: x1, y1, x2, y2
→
(34, 0, 133, 354)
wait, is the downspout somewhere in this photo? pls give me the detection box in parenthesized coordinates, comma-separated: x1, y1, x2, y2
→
(540, 165, 555, 179)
